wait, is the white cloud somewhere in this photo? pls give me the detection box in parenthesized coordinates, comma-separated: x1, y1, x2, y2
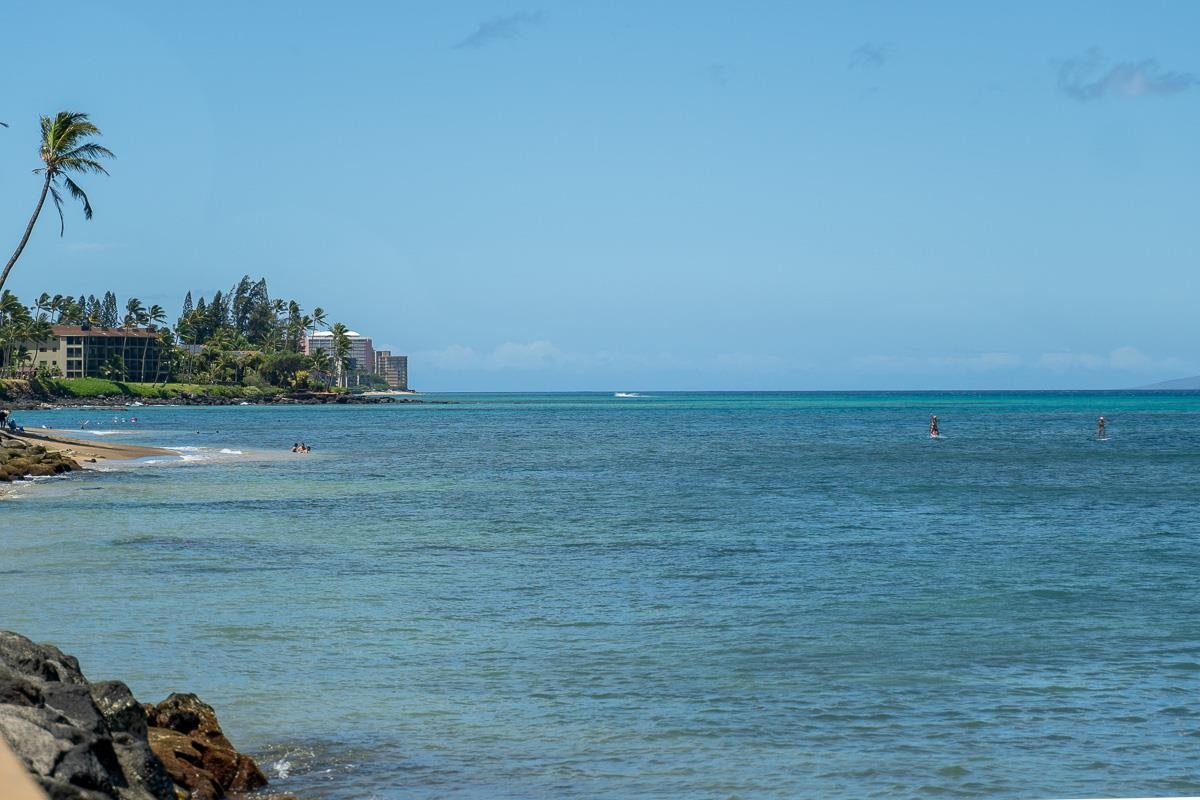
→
(855, 352, 1021, 372)
(714, 352, 792, 371)
(1037, 346, 1184, 372)
(417, 340, 570, 371)
(487, 340, 569, 370)
(419, 344, 482, 370)
(415, 342, 804, 376)
(454, 10, 546, 50)
(1058, 48, 1196, 101)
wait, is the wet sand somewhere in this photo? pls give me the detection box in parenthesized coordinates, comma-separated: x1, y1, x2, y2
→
(8, 429, 176, 462)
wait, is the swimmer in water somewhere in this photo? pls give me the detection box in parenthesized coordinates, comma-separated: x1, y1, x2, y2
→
(1097, 415, 1106, 439)
(929, 414, 940, 438)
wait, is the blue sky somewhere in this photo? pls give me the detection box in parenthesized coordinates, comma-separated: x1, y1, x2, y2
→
(2, 1, 1197, 390)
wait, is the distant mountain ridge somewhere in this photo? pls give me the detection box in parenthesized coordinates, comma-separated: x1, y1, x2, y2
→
(1137, 375, 1200, 390)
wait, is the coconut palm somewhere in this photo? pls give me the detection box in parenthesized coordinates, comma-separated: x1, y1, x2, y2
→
(123, 297, 147, 328)
(0, 112, 115, 295)
(307, 347, 333, 388)
(330, 322, 351, 388)
(136, 304, 168, 382)
(153, 328, 176, 384)
(32, 292, 52, 322)
(15, 318, 52, 377)
(308, 306, 327, 352)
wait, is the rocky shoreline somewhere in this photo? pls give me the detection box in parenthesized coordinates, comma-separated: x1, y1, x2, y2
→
(0, 631, 281, 800)
(0, 435, 81, 482)
(0, 388, 439, 413)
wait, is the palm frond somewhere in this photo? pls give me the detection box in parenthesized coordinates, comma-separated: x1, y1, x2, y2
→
(48, 184, 67, 235)
(58, 157, 111, 176)
(61, 142, 115, 162)
(62, 177, 94, 221)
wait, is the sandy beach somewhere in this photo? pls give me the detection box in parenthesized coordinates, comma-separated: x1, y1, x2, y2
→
(7, 429, 176, 462)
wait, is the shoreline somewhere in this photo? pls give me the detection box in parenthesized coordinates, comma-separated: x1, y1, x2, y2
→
(0, 379, 440, 412)
(1, 393, 446, 412)
(8, 429, 177, 462)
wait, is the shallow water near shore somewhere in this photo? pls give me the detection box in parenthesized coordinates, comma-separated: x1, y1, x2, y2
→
(2, 391, 1200, 799)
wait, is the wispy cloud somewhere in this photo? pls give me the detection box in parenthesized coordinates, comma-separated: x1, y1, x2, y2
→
(1037, 346, 1185, 372)
(855, 353, 1021, 372)
(454, 10, 547, 50)
(418, 342, 802, 374)
(714, 352, 793, 371)
(1057, 48, 1196, 101)
(849, 42, 889, 70)
(857, 347, 1188, 375)
(418, 340, 572, 371)
(707, 63, 730, 86)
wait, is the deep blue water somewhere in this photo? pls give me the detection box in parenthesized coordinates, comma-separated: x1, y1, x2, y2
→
(2, 392, 1199, 799)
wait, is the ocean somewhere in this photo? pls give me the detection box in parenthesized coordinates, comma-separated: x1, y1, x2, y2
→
(1, 391, 1199, 799)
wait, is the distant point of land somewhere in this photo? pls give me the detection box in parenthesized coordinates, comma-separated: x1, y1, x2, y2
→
(1136, 375, 1200, 390)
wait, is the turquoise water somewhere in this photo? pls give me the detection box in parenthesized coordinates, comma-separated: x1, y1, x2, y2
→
(2, 392, 1200, 799)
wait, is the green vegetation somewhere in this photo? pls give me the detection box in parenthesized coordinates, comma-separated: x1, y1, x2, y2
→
(0, 111, 371, 398)
(28, 378, 285, 400)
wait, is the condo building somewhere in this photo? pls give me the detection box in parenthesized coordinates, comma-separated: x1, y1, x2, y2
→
(373, 350, 409, 391)
(304, 330, 375, 373)
(26, 325, 165, 382)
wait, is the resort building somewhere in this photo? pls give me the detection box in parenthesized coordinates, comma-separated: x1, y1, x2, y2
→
(373, 350, 409, 390)
(304, 330, 375, 374)
(27, 325, 165, 382)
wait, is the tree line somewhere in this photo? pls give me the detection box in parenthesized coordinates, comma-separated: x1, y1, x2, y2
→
(0, 279, 358, 389)
(0, 111, 363, 390)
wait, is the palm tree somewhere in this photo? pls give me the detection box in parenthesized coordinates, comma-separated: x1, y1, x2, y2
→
(16, 318, 52, 377)
(123, 297, 147, 328)
(307, 306, 327, 352)
(136, 304, 168, 382)
(330, 323, 351, 388)
(307, 347, 333, 388)
(32, 292, 52, 322)
(153, 328, 176, 384)
(0, 292, 29, 375)
(0, 112, 115, 295)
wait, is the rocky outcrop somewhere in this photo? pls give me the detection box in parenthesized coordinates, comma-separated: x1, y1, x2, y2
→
(144, 695, 266, 800)
(0, 632, 269, 800)
(0, 437, 80, 482)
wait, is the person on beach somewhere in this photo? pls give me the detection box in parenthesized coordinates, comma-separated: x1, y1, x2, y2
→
(1098, 416, 1106, 439)
(0, 410, 8, 430)
(929, 414, 940, 438)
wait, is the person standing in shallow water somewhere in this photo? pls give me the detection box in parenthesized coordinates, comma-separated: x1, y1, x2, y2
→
(929, 414, 940, 438)
(1098, 416, 1106, 439)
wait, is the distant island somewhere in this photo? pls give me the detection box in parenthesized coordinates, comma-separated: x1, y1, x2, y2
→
(1137, 375, 1200, 390)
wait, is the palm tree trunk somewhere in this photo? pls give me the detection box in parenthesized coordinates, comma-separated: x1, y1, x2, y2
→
(140, 335, 149, 383)
(0, 174, 53, 295)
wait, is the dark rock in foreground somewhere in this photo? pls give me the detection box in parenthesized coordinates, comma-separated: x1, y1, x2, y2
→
(0, 631, 269, 799)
